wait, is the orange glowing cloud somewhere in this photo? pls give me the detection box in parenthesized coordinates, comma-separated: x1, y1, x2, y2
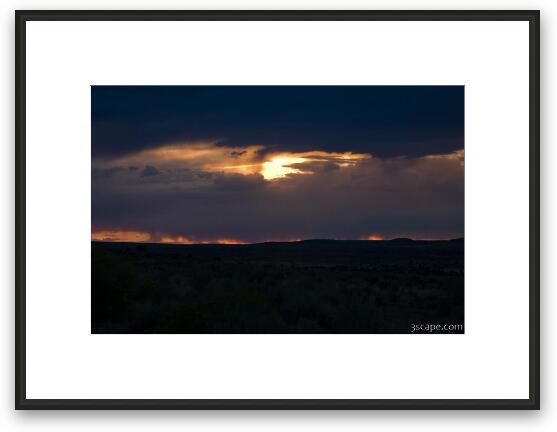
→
(213, 238, 245, 244)
(424, 149, 464, 165)
(92, 230, 151, 243)
(89, 232, 247, 245)
(96, 141, 372, 182)
(102, 141, 264, 173)
(160, 235, 246, 245)
(92, 230, 297, 245)
(258, 151, 370, 180)
(362, 234, 384, 241)
(159, 235, 195, 244)
(261, 156, 310, 180)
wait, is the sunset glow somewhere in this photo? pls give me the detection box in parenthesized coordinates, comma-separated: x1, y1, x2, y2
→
(261, 156, 309, 180)
(92, 231, 247, 245)
(362, 234, 384, 241)
(91, 230, 151, 243)
(160, 235, 195, 244)
(160, 236, 246, 245)
(98, 142, 373, 182)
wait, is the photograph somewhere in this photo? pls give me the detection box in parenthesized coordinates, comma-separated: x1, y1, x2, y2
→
(91, 85, 465, 334)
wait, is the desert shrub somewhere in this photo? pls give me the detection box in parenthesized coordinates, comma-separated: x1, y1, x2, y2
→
(92, 241, 464, 334)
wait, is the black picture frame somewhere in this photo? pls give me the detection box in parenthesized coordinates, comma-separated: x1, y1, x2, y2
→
(15, 10, 540, 410)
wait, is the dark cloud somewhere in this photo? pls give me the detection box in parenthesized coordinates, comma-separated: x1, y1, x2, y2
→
(230, 150, 247, 158)
(91, 166, 125, 178)
(92, 86, 464, 159)
(140, 165, 160, 177)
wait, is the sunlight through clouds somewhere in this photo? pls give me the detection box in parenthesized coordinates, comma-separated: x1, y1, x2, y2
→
(94, 141, 373, 182)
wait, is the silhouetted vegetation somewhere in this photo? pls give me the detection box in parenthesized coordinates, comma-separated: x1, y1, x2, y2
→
(92, 239, 464, 333)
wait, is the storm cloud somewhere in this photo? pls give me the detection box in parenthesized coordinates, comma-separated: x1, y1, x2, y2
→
(92, 86, 464, 159)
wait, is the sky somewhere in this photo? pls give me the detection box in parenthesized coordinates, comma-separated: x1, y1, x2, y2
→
(91, 86, 464, 244)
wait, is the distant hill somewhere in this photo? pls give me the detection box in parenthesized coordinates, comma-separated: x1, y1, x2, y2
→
(92, 238, 464, 265)
(92, 237, 464, 247)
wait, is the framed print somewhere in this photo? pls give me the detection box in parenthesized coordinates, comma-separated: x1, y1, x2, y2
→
(15, 10, 540, 409)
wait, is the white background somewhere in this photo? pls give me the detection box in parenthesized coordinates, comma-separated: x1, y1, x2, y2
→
(0, 0, 554, 431)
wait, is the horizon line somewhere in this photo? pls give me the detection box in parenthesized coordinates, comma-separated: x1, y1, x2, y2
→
(91, 237, 464, 246)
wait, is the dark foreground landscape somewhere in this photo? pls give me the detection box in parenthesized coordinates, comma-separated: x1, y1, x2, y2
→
(92, 239, 464, 334)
